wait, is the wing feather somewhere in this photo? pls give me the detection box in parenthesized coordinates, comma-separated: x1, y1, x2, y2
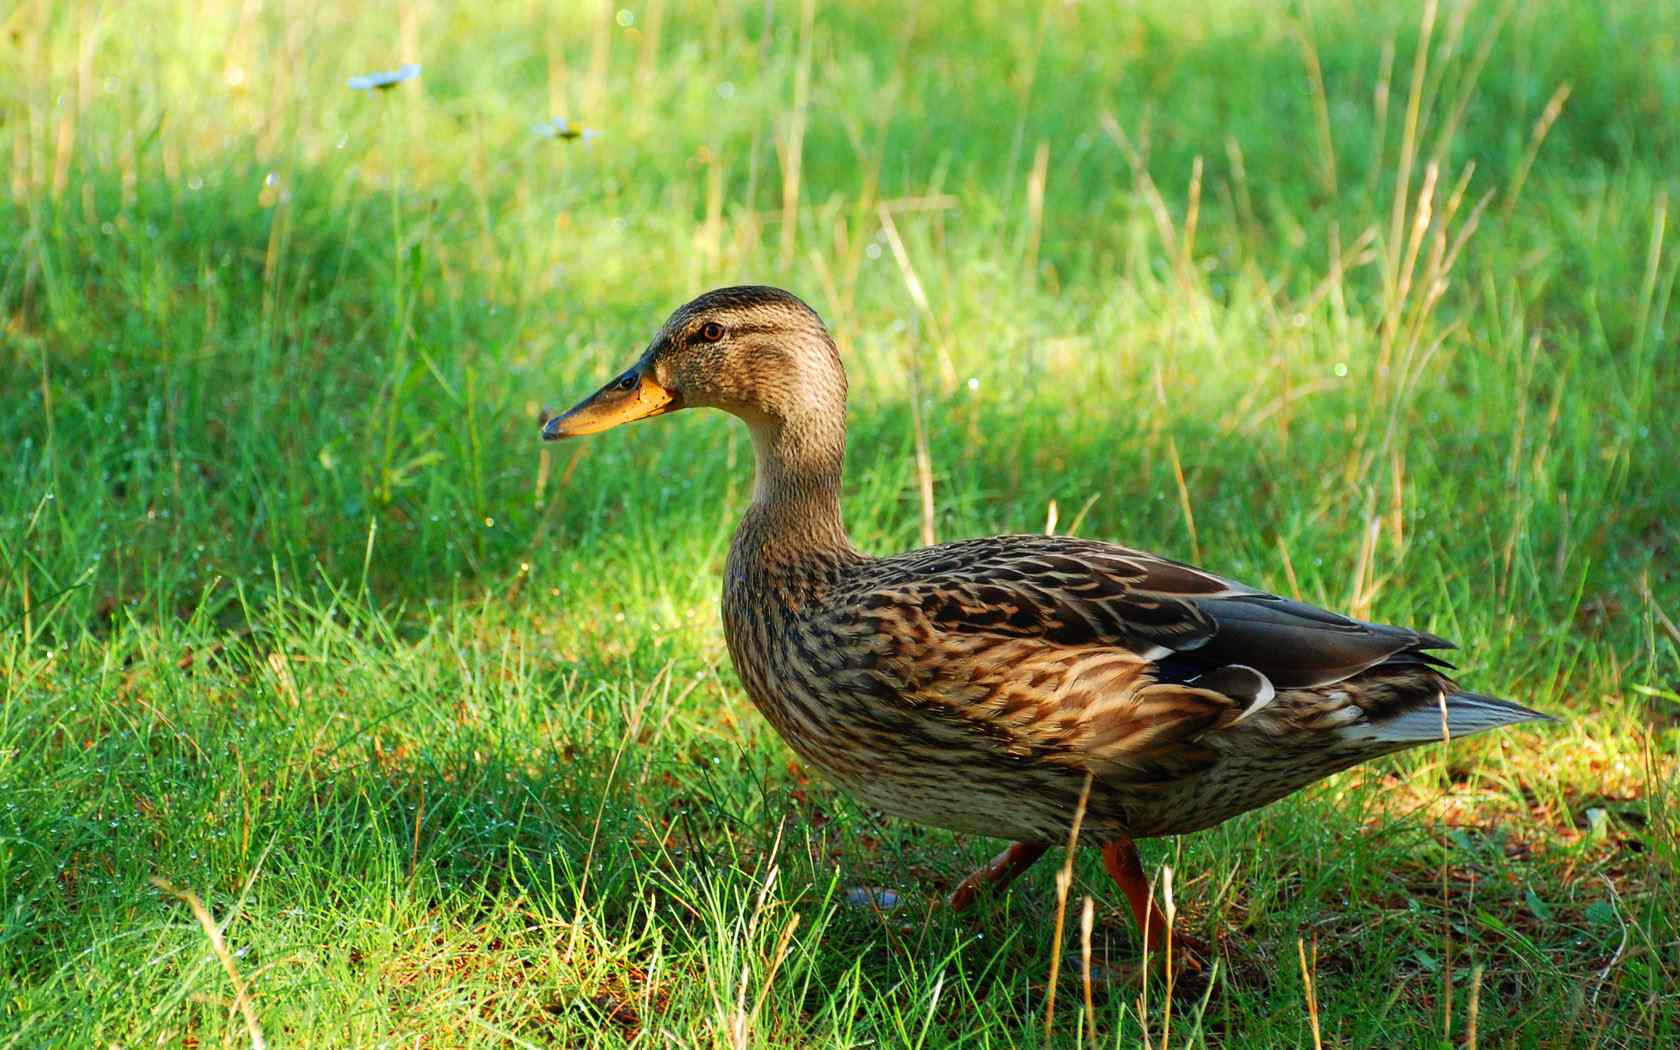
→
(861, 535, 1450, 689)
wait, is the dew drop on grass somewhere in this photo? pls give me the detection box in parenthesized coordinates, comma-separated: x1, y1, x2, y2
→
(615, 8, 634, 26)
(259, 172, 285, 208)
(1334, 362, 1348, 377)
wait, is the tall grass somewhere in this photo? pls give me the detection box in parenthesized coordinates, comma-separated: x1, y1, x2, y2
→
(2, 0, 1677, 1045)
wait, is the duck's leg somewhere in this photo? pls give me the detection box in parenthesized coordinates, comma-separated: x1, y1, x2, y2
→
(947, 841, 1050, 911)
(1101, 837, 1207, 969)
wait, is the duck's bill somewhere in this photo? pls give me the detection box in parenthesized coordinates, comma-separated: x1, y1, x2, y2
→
(541, 364, 682, 440)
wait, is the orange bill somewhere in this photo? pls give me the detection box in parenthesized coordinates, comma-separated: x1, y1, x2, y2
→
(541, 361, 682, 440)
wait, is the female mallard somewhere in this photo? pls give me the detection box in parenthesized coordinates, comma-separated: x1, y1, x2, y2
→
(543, 286, 1548, 964)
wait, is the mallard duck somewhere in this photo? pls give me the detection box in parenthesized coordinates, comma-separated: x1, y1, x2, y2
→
(542, 285, 1549, 964)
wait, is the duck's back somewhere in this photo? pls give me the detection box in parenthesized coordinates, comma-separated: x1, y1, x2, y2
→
(722, 532, 1546, 842)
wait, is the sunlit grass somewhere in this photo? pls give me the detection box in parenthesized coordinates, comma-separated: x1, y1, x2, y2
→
(2, 0, 1677, 1045)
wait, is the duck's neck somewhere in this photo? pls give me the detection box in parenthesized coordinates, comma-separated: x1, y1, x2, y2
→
(734, 409, 858, 572)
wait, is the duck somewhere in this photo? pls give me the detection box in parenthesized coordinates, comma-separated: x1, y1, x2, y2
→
(541, 285, 1550, 966)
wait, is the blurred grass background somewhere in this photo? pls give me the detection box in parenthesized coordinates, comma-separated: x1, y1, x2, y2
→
(2, 0, 1677, 1045)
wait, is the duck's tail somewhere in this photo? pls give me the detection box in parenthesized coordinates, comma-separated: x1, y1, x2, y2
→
(1362, 690, 1556, 747)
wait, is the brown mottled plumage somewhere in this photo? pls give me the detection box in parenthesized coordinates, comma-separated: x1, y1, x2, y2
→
(543, 286, 1550, 966)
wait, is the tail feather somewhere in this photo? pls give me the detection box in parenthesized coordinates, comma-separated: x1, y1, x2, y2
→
(1361, 690, 1555, 746)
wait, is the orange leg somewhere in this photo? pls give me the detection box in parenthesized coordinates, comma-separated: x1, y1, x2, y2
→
(1102, 837, 1206, 969)
(948, 841, 1050, 911)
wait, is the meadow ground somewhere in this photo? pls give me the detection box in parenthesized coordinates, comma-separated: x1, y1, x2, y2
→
(3, 0, 1678, 1045)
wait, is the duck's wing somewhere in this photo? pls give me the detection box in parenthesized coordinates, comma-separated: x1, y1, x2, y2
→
(865, 534, 1454, 688)
(846, 535, 1462, 782)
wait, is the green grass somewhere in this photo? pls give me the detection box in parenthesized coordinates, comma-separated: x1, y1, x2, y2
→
(3, 0, 1677, 1044)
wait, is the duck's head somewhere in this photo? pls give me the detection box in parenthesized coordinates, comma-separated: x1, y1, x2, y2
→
(541, 286, 845, 441)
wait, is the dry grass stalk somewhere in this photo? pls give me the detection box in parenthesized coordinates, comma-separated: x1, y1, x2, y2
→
(1225, 136, 1256, 241)
(1276, 535, 1304, 602)
(1080, 895, 1098, 1050)
(1293, 16, 1338, 197)
(265, 651, 298, 707)
(1386, 0, 1439, 299)
(1348, 505, 1382, 620)
(1466, 963, 1485, 1050)
(1382, 160, 1440, 371)
(1503, 81, 1573, 217)
(1181, 155, 1204, 292)
(151, 878, 267, 1050)
(1155, 361, 1201, 563)
(877, 203, 956, 386)
(778, 0, 817, 269)
(745, 911, 802, 1043)
(1298, 935, 1323, 1050)
(1099, 112, 1178, 259)
(906, 334, 937, 548)
(730, 822, 788, 1049)
(1043, 773, 1094, 1041)
(1024, 140, 1050, 280)
(1160, 864, 1178, 1042)
(1429, 1, 1513, 166)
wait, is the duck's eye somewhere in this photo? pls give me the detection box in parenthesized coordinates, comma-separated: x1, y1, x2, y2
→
(615, 372, 637, 392)
(699, 322, 725, 343)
